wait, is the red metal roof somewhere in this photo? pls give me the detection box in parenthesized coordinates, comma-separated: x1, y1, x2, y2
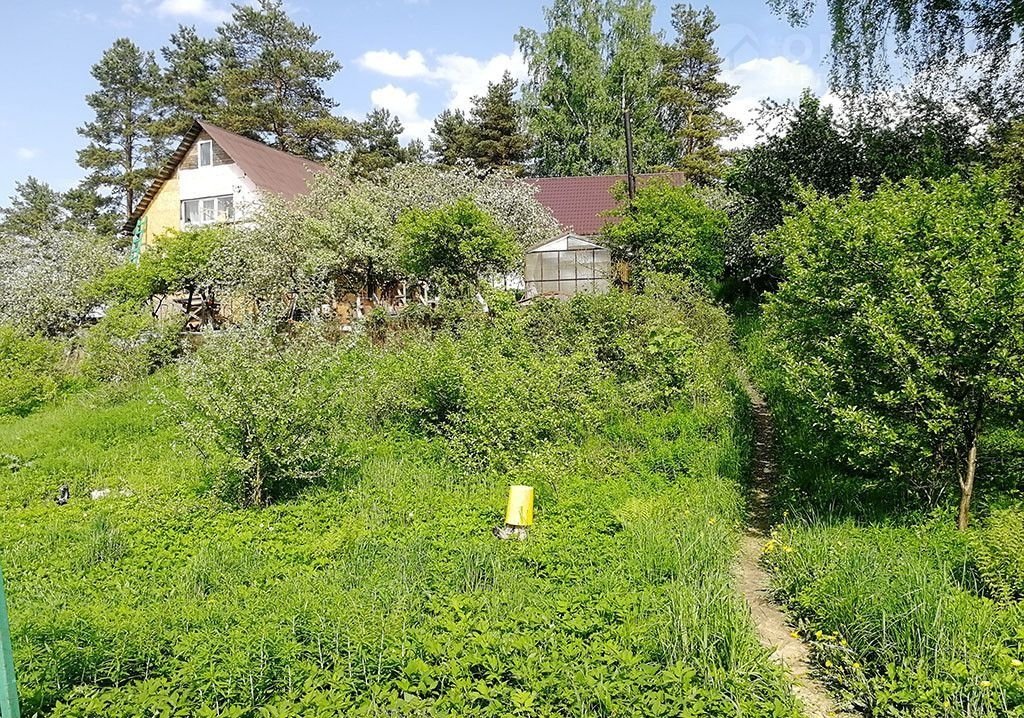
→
(199, 120, 325, 199)
(527, 172, 687, 236)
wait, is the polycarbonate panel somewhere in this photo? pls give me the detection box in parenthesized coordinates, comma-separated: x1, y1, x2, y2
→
(524, 253, 541, 283)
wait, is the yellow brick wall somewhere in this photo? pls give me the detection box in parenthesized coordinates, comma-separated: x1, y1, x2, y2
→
(141, 175, 180, 251)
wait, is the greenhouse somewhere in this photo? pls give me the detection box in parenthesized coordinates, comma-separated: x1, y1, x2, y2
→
(524, 234, 613, 297)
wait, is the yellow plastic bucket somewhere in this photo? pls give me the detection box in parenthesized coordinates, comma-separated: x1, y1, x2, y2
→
(504, 485, 534, 527)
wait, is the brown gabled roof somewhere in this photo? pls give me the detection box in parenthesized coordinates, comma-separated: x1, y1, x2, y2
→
(526, 172, 687, 236)
(122, 119, 325, 234)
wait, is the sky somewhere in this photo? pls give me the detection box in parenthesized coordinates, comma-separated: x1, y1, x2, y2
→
(0, 0, 834, 203)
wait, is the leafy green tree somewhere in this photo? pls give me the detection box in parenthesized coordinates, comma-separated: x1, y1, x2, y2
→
(216, 0, 344, 160)
(467, 72, 531, 173)
(77, 38, 166, 219)
(517, 0, 668, 175)
(0, 177, 64, 237)
(399, 198, 519, 296)
(157, 25, 222, 137)
(607, 0, 671, 172)
(659, 5, 740, 182)
(763, 173, 1024, 530)
(726, 91, 979, 290)
(346, 108, 408, 177)
(602, 179, 728, 292)
(430, 109, 473, 166)
(771, 0, 1024, 109)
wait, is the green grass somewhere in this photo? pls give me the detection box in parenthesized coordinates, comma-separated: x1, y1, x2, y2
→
(0, 369, 801, 717)
(737, 308, 1024, 717)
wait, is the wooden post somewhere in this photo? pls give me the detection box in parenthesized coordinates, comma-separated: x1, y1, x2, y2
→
(0, 564, 20, 718)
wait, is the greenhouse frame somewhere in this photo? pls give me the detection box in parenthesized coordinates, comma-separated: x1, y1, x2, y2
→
(524, 234, 613, 297)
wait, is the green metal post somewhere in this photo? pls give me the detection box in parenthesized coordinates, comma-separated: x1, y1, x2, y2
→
(0, 565, 19, 718)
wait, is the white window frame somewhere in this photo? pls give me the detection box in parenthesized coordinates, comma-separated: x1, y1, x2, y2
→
(181, 195, 235, 228)
(198, 140, 213, 168)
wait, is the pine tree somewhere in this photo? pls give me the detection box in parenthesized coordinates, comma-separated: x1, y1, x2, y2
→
(62, 182, 120, 238)
(429, 109, 473, 166)
(347, 108, 407, 177)
(216, 0, 345, 160)
(77, 38, 166, 220)
(0, 178, 64, 237)
(467, 72, 531, 173)
(158, 25, 222, 137)
(659, 4, 740, 182)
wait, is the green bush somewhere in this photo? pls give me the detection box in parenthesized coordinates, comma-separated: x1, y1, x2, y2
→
(81, 304, 179, 383)
(973, 505, 1024, 602)
(177, 324, 354, 506)
(760, 172, 1024, 528)
(0, 324, 75, 416)
(602, 180, 729, 292)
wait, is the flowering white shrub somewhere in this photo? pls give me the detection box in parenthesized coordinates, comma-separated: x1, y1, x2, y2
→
(214, 164, 560, 315)
(0, 231, 118, 335)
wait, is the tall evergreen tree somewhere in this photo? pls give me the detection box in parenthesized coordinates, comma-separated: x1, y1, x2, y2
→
(429, 109, 473, 166)
(62, 182, 120, 239)
(77, 38, 166, 219)
(216, 0, 345, 160)
(659, 4, 740, 182)
(467, 72, 531, 173)
(517, 0, 667, 176)
(158, 25, 222, 137)
(0, 178, 64, 237)
(346, 108, 407, 177)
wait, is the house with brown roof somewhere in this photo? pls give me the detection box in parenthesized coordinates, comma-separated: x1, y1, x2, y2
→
(123, 120, 324, 257)
(523, 172, 685, 297)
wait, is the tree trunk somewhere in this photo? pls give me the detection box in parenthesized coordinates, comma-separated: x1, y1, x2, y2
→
(957, 417, 982, 531)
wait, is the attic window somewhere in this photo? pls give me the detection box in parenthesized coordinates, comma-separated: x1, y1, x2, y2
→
(198, 140, 213, 167)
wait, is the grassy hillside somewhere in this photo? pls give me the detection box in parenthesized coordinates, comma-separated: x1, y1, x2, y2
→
(0, 292, 803, 717)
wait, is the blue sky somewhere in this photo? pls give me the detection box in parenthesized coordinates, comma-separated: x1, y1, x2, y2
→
(0, 0, 832, 203)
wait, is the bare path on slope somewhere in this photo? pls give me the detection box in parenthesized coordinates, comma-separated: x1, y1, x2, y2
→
(735, 370, 858, 718)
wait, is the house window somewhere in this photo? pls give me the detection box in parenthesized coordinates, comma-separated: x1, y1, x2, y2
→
(198, 140, 213, 167)
(181, 195, 235, 227)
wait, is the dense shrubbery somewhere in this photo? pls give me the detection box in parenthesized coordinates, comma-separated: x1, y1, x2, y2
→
(178, 286, 737, 505)
(0, 325, 75, 416)
(758, 172, 1024, 528)
(178, 326, 354, 506)
(973, 505, 1024, 603)
(81, 304, 179, 383)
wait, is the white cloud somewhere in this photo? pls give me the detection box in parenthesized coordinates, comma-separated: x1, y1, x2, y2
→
(358, 50, 430, 79)
(155, 0, 231, 23)
(430, 51, 528, 113)
(369, 85, 432, 142)
(15, 148, 37, 160)
(356, 47, 528, 114)
(722, 56, 822, 148)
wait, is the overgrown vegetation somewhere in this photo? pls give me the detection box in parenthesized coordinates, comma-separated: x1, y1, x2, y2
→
(1, 290, 805, 717)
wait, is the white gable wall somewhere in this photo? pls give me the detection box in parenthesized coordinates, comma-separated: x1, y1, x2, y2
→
(178, 163, 260, 224)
